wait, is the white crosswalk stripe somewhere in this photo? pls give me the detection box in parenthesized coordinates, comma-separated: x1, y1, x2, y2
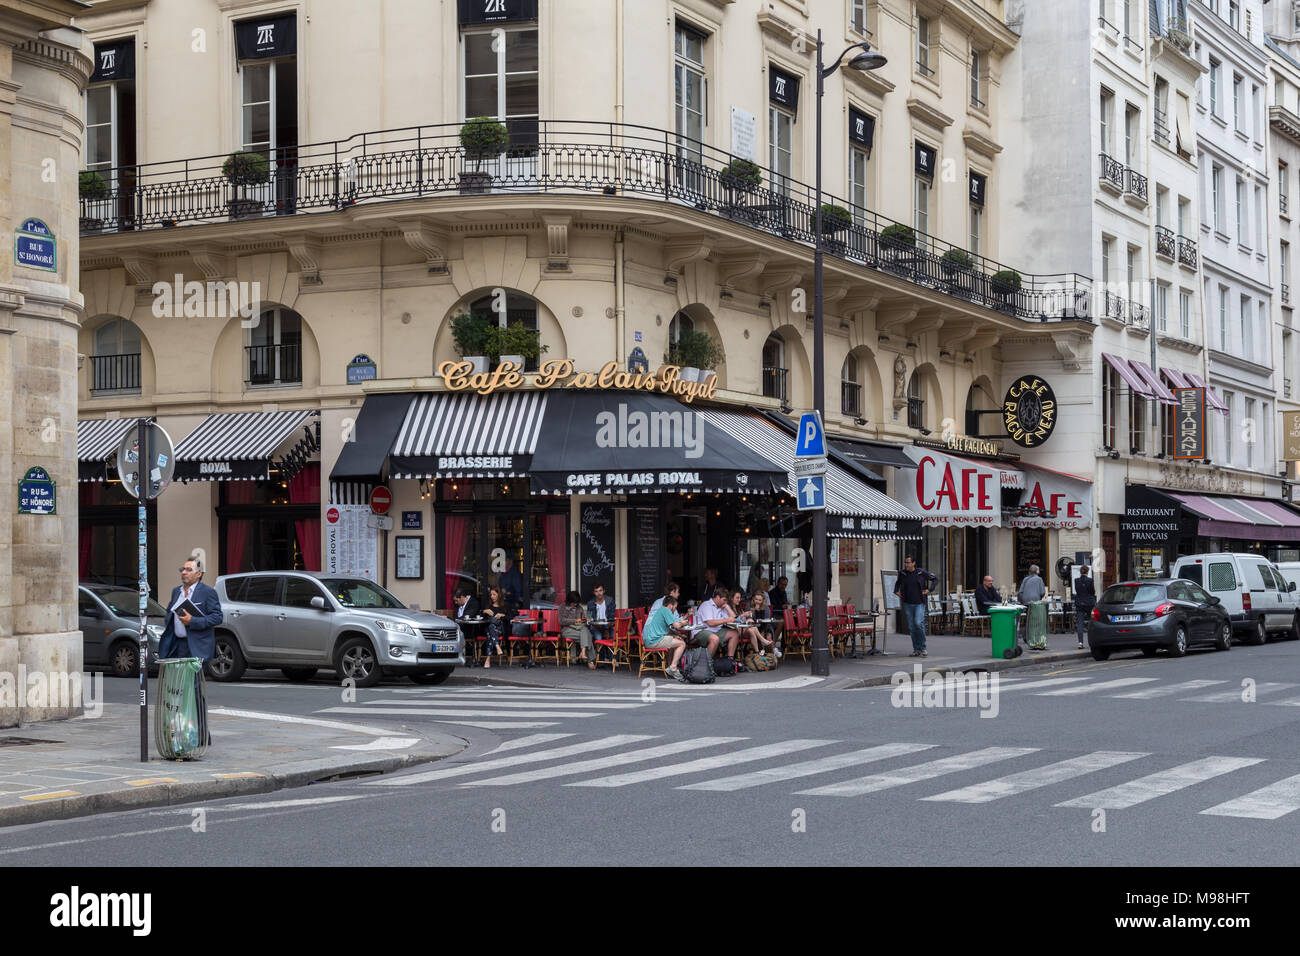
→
(317, 706, 607, 718)
(480, 733, 574, 756)
(1109, 679, 1226, 699)
(567, 739, 838, 788)
(679, 743, 937, 792)
(1031, 677, 1160, 696)
(364, 735, 658, 786)
(1055, 756, 1265, 809)
(357, 699, 654, 709)
(1200, 773, 1300, 820)
(1179, 682, 1295, 702)
(461, 737, 746, 786)
(795, 747, 1039, 797)
(923, 751, 1149, 804)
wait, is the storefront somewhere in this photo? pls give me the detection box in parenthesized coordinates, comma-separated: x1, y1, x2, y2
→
(76, 418, 156, 589)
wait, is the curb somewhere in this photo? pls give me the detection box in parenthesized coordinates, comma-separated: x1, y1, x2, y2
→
(0, 748, 463, 830)
(840, 649, 1092, 689)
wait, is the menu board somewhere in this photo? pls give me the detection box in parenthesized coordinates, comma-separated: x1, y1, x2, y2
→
(578, 504, 616, 599)
(628, 506, 662, 607)
(325, 505, 378, 580)
(1014, 528, 1047, 588)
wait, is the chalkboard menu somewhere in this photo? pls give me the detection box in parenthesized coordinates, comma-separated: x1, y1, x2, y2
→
(1014, 528, 1047, 588)
(579, 504, 617, 599)
(628, 506, 662, 607)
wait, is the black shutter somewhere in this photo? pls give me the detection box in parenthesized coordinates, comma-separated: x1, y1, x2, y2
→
(915, 142, 936, 177)
(969, 171, 986, 207)
(769, 67, 800, 114)
(458, 0, 538, 25)
(235, 13, 297, 60)
(848, 107, 875, 149)
(90, 39, 135, 82)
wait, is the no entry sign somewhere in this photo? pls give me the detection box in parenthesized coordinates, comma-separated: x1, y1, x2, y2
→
(369, 486, 393, 515)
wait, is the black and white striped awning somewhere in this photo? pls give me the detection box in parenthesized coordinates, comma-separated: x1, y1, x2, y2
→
(329, 481, 375, 505)
(77, 418, 143, 482)
(698, 410, 923, 540)
(389, 391, 548, 479)
(174, 409, 318, 481)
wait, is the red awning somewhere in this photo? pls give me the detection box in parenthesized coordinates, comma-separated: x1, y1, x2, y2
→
(1160, 367, 1192, 389)
(1130, 360, 1176, 404)
(1102, 353, 1154, 398)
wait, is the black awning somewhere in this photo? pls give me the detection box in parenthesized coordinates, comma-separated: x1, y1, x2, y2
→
(235, 13, 296, 60)
(91, 39, 135, 82)
(329, 393, 412, 484)
(829, 437, 915, 470)
(174, 410, 316, 481)
(529, 392, 787, 495)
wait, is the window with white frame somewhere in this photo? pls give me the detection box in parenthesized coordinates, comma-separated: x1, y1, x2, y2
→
(1102, 235, 1113, 286)
(1212, 164, 1223, 231)
(1255, 185, 1263, 249)
(1102, 361, 1118, 448)
(247, 307, 302, 387)
(1157, 282, 1169, 332)
(1125, 104, 1139, 166)
(851, 0, 869, 35)
(1224, 390, 1234, 461)
(1210, 58, 1221, 117)
(1219, 285, 1229, 351)
(915, 175, 931, 235)
(917, 16, 933, 76)
(674, 23, 707, 167)
(1259, 301, 1269, 363)
(1233, 74, 1243, 131)
(969, 202, 982, 256)
(1241, 293, 1252, 360)
(769, 103, 794, 196)
(1178, 196, 1190, 237)
(850, 145, 871, 222)
(1229, 0, 1240, 31)
(970, 49, 984, 107)
(1283, 241, 1291, 301)
(1126, 245, 1139, 306)
(1245, 396, 1255, 467)
(1179, 289, 1191, 338)
(462, 23, 539, 173)
(1281, 162, 1290, 215)
(841, 354, 861, 416)
(1156, 185, 1168, 226)
(1100, 88, 1114, 154)
(1123, 0, 1133, 36)
(1129, 386, 1146, 453)
(1235, 177, 1245, 244)
(1252, 84, 1260, 139)
(91, 317, 142, 394)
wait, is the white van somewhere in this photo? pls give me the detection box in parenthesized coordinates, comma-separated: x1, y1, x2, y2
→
(1170, 553, 1299, 644)
(1277, 562, 1300, 596)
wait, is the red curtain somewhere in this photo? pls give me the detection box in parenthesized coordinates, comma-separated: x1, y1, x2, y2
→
(78, 524, 93, 579)
(543, 515, 567, 603)
(443, 516, 470, 608)
(223, 481, 256, 573)
(289, 463, 321, 571)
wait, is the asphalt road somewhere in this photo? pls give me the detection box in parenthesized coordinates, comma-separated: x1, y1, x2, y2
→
(7, 639, 1300, 866)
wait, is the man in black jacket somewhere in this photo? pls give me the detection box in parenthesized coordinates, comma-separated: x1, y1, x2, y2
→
(894, 555, 938, 657)
(974, 575, 1002, 615)
(1073, 566, 1097, 649)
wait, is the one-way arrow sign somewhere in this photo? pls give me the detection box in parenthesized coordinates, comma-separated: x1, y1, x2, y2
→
(797, 475, 825, 511)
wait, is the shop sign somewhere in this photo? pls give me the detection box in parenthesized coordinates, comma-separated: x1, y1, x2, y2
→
(1154, 464, 1246, 495)
(916, 434, 1004, 458)
(437, 359, 719, 404)
(1003, 375, 1057, 448)
(1119, 486, 1182, 545)
(1283, 411, 1300, 461)
(1006, 468, 1092, 530)
(402, 511, 423, 530)
(895, 446, 1001, 527)
(1173, 387, 1205, 460)
(17, 466, 56, 515)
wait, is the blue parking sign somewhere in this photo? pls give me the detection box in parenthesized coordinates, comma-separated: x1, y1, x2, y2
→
(796, 475, 825, 511)
(795, 411, 826, 457)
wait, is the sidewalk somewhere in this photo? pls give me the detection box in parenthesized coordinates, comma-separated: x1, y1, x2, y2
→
(455, 627, 1092, 692)
(0, 702, 465, 828)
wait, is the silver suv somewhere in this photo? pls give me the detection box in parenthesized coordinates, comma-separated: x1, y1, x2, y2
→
(210, 571, 464, 687)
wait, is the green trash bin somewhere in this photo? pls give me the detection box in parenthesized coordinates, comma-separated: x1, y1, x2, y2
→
(155, 657, 210, 760)
(988, 605, 1024, 659)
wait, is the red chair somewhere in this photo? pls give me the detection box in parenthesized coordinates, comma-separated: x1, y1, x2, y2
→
(629, 607, 649, 668)
(531, 608, 561, 667)
(595, 611, 633, 674)
(782, 608, 810, 660)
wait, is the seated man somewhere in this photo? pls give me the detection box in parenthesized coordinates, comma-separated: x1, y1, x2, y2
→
(587, 583, 616, 658)
(695, 587, 739, 658)
(974, 575, 1002, 615)
(641, 593, 689, 681)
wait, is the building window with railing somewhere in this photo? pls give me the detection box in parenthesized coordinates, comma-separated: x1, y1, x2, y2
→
(1282, 241, 1291, 304)
(463, 18, 540, 164)
(1281, 162, 1290, 216)
(1154, 77, 1170, 144)
(916, 16, 934, 76)
(1285, 332, 1293, 396)
(969, 202, 982, 256)
(1100, 88, 1114, 155)
(247, 307, 302, 387)
(669, 311, 694, 349)
(769, 92, 795, 198)
(762, 334, 787, 402)
(970, 49, 984, 108)
(674, 22, 708, 172)
(235, 13, 299, 218)
(90, 317, 142, 395)
(470, 291, 542, 373)
(1229, 0, 1239, 31)
(907, 370, 925, 430)
(841, 355, 861, 416)
(850, 0, 870, 36)
(850, 141, 872, 224)
(82, 40, 137, 226)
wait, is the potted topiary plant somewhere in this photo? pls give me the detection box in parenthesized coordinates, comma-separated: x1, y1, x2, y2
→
(719, 158, 763, 216)
(665, 328, 724, 383)
(812, 203, 852, 235)
(459, 117, 509, 194)
(990, 269, 1023, 296)
(450, 310, 493, 373)
(222, 150, 270, 220)
(940, 247, 974, 275)
(879, 223, 916, 252)
(489, 322, 549, 370)
(79, 170, 108, 232)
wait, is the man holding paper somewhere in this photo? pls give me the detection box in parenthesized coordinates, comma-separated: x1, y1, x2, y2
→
(159, 556, 224, 661)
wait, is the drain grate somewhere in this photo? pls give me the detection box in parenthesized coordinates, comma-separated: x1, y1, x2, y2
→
(0, 737, 61, 746)
(310, 769, 383, 784)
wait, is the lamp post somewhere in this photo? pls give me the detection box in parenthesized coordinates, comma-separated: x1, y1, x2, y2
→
(811, 32, 886, 677)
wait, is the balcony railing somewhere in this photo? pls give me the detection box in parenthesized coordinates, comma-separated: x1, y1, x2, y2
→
(1177, 235, 1198, 268)
(1287, 377, 1293, 399)
(1153, 110, 1171, 145)
(762, 366, 789, 402)
(80, 121, 1093, 324)
(1156, 225, 1176, 259)
(1284, 282, 1291, 305)
(841, 380, 861, 417)
(1282, 193, 1290, 216)
(1100, 153, 1125, 191)
(1103, 291, 1127, 322)
(1129, 301, 1151, 331)
(90, 352, 141, 393)
(1125, 168, 1149, 203)
(246, 343, 302, 386)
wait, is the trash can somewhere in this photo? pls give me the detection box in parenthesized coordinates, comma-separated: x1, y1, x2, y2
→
(1025, 600, 1049, 649)
(155, 657, 210, 760)
(988, 605, 1024, 659)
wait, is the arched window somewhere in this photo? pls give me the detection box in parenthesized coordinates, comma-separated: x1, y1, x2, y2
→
(762, 334, 787, 401)
(91, 318, 141, 394)
(965, 381, 993, 435)
(668, 311, 694, 348)
(841, 354, 861, 416)
(247, 307, 302, 387)
(470, 291, 541, 372)
(907, 370, 924, 429)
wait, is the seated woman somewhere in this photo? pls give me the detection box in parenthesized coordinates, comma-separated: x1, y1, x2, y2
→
(641, 593, 689, 682)
(558, 590, 596, 669)
(481, 585, 515, 669)
(746, 589, 778, 653)
(731, 589, 774, 655)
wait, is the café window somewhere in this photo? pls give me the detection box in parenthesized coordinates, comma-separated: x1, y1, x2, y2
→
(462, 20, 539, 159)
(247, 307, 303, 387)
(218, 463, 321, 575)
(468, 290, 542, 373)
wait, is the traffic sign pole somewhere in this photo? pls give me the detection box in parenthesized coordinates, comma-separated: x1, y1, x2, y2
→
(136, 418, 149, 762)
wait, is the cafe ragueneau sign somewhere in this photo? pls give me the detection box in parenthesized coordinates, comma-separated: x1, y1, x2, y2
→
(438, 359, 719, 403)
(1003, 375, 1057, 448)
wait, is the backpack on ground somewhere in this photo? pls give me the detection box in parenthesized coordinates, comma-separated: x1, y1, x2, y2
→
(713, 656, 741, 676)
(744, 652, 775, 672)
(682, 647, 715, 684)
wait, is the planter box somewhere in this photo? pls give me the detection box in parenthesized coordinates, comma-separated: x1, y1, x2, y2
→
(459, 171, 492, 195)
(678, 367, 701, 383)
(227, 198, 264, 221)
(499, 354, 525, 369)
(463, 356, 489, 373)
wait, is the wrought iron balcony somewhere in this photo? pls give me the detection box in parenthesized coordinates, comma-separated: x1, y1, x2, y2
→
(841, 380, 861, 417)
(1153, 110, 1170, 145)
(90, 352, 141, 393)
(1284, 282, 1291, 305)
(1155, 225, 1176, 259)
(1103, 291, 1127, 322)
(1129, 301, 1151, 331)
(1282, 193, 1290, 216)
(246, 343, 302, 386)
(762, 366, 789, 402)
(1177, 235, 1198, 268)
(1287, 377, 1293, 399)
(1099, 153, 1125, 191)
(80, 120, 1093, 324)
(1125, 168, 1149, 203)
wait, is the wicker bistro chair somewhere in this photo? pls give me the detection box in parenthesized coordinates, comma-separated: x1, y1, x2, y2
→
(925, 594, 944, 634)
(783, 608, 811, 660)
(509, 609, 539, 665)
(1047, 594, 1065, 633)
(961, 595, 990, 637)
(531, 608, 563, 666)
(594, 611, 634, 674)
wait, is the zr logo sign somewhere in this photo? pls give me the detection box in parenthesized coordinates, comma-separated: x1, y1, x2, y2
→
(100, 49, 115, 70)
(485, 0, 506, 13)
(855, 118, 866, 137)
(257, 24, 274, 45)
(774, 76, 787, 97)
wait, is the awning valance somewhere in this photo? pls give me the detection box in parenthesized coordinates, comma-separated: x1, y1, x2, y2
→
(895, 446, 1002, 527)
(1103, 352, 1153, 398)
(1169, 493, 1300, 542)
(389, 391, 547, 479)
(1006, 463, 1093, 530)
(1184, 373, 1230, 415)
(329, 392, 411, 485)
(174, 410, 317, 481)
(77, 418, 143, 482)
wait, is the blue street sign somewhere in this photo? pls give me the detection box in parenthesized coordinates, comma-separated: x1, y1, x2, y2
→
(796, 475, 825, 511)
(795, 411, 826, 457)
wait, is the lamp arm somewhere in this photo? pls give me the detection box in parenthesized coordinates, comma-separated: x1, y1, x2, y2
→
(821, 43, 866, 78)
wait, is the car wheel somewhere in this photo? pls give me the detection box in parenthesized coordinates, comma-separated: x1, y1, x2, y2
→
(336, 637, 382, 688)
(205, 633, 246, 682)
(1090, 648, 1110, 661)
(1250, 618, 1268, 645)
(1168, 625, 1187, 658)
(109, 639, 141, 678)
(281, 667, 318, 682)
(410, 670, 452, 685)
(1214, 622, 1232, 651)
(1140, 646, 1158, 657)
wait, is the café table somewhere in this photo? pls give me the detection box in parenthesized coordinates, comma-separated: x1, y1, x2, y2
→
(457, 616, 487, 665)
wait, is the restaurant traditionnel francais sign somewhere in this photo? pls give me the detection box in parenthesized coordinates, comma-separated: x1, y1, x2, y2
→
(437, 360, 719, 403)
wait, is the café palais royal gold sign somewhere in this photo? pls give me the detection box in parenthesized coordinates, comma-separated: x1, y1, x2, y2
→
(437, 359, 720, 403)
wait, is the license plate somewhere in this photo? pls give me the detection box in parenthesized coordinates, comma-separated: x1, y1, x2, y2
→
(1111, 614, 1140, 623)
(435, 643, 459, 653)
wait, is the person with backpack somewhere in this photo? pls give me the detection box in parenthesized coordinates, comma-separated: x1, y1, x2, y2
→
(894, 554, 937, 658)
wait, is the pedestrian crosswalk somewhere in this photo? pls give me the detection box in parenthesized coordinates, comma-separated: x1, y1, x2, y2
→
(314, 686, 707, 730)
(360, 732, 1300, 821)
(884, 673, 1300, 706)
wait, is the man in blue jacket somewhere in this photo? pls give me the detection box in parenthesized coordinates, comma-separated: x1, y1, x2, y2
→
(159, 556, 224, 661)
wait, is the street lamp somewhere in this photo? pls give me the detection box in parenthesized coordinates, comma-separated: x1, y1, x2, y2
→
(811, 33, 886, 677)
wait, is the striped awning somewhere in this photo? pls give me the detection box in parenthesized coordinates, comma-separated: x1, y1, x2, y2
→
(389, 391, 548, 479)
(698, 410, 923, 539)
(77, 418, 143, 481)
(174, 409, 318, 480)
(1184, 372, 1230, 415)
(1130, 360, 1176, 404)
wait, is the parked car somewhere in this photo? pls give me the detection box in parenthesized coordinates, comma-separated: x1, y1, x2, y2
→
(210, 571, 464, 687)
(1275, 561, 1300, 597)
(1170, 553, 1300, 645)
(1087, 578, 1231, 661)
(79, 584, 164, 677)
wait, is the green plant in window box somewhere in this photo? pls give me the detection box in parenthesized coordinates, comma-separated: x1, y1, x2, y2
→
(459, 116, 510, 194)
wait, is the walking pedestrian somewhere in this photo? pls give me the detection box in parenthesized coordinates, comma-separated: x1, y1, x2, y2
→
(894, 555, 937, 657)
(1072, 566, 1096, 650)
